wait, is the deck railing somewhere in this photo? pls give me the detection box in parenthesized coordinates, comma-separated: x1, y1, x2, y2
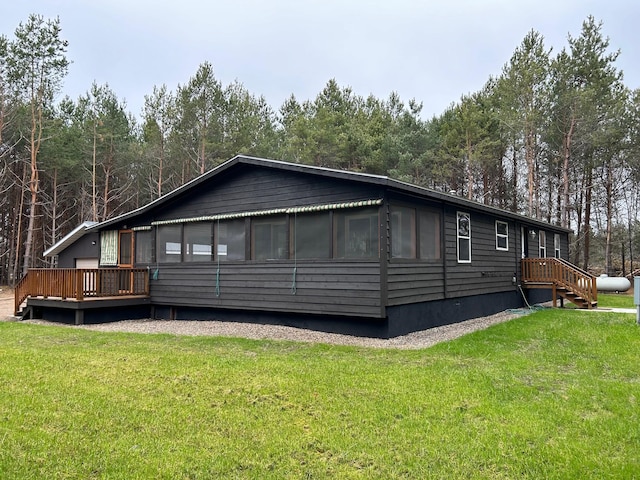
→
(521, 257, 597, 308)
(14, 268, 149, 315)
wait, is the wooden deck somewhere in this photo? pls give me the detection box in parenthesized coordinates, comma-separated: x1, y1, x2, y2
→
(15, 268, 150, 321)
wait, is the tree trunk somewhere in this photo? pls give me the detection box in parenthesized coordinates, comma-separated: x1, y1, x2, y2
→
(561, 116, 576, 228)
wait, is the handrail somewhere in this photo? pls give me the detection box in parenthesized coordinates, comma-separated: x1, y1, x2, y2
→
(14, 268, 149, 315)
(521, 257, 597, 308)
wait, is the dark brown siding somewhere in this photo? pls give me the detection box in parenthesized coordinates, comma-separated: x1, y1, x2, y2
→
(443, 206, 519, 299)
(57, 233, 100, 268)
(150, 261, 382, 318)
(155, 167, 383, 221)
(387, 263, 445, 305)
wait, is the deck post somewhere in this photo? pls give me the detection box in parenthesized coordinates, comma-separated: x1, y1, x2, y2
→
(76, 269, 83, 301)
(75, 309, 84, 325)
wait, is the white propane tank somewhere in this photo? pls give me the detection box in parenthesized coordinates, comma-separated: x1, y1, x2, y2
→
(596, 274, 631, 292)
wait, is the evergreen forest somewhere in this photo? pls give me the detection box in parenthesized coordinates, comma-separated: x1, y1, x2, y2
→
(1, 14, 640, 285)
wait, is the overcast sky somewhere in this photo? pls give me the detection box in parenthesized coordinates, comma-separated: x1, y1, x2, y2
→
(3, 1, 639, 120)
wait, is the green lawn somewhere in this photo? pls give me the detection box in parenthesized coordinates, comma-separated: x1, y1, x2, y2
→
(1, 310, 639, 479)
(598, 292, 635, 309)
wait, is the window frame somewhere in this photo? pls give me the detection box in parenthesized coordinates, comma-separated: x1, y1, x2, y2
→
(495, 220, 509, 252)
(251, 215, 288, 261)
(418, 209, 442, 261)
(390, 205, 417, 259)
(539, 230, 547, 257)
(334, 207, 380, 259)
(156, 224, 183, 263)
(554, 233, 561, 258)
(183, 222, 213, 262)
(456, 211, 471, 263)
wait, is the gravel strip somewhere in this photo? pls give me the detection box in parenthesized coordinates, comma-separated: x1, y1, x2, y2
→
(11, 309, 533, 349)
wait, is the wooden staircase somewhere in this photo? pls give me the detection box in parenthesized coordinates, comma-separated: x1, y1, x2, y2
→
(521, 258, 597, 309)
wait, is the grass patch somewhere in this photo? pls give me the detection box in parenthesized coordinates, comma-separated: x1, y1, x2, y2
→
(1, 311, 639, 478)
(598, 292, 635, 309)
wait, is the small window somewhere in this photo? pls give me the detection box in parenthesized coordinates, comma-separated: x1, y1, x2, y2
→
(157, 225, 182, 263)
(554, 233, 561, 258)
(496, 221, 509, 251)
(184, 223, 212, 262)
(391, 206, 416, 259)
(252, 216, 288, 260)
(292, 212, 331, 259)
(335, 208, 379, 259)
(457, 212, 471, 263)
(419, 210, 441, 260)
(135, 231, 153, 264)
(216, 219, 246, 261)
(539, 230, 547, 257)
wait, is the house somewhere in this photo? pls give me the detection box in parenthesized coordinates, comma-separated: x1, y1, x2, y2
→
(16, 155, 596, 338)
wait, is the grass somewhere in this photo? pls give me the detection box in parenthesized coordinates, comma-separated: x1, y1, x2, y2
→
(1, 310, 639, 479)
(598, 292, 635, 309)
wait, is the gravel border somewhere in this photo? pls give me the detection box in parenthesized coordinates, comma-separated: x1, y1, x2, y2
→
(11, 309, 533, 349)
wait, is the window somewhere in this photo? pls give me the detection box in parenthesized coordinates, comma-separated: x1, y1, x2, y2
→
(252, 216, 288, 260)
(391, 206, 416, 258)
(419, 210, 441, 260)
(184, 223, 212, 262)
(335, 208, 379, 259)
(157, 225, 182, 263)
(539, 230, 547, 257)
(292, 212, 330, 259)
(496, 221, 509, 251)
(457, 212, 471, 263)
(216, 219, 246, 261)
(554, 233, 561, 258)
(135, 231, 153, 264)
(100, 230, 118, 266)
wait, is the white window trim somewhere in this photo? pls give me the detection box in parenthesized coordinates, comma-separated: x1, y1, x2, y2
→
(539, 230, 547, 257)
(457, 212, 471, 263)
(495, 220, 509, 251)
(554, 233, 561, 258)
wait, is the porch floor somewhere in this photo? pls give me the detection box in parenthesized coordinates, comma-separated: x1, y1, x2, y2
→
(22, 295, 151, 325)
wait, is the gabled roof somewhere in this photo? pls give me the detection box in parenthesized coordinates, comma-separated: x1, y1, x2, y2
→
(88, 155, 571, 233)
(44, 155, 571, 256)
(43, 221, 98, 257)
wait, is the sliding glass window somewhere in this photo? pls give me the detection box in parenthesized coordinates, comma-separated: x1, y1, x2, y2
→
(157, 225, 182, 263)
(334, 208, 379, 259)
(184, 223, 212, 262)
(252, 216, 288, 260)
(391, 206, 416, 258)
(216, 219, 246, 261)
(291, 212, 331, 259)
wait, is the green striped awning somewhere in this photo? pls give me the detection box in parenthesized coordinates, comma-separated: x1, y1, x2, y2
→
(150, 199, 382, 226)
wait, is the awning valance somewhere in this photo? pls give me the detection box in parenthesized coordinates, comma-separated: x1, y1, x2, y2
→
(150, 199, 383, 226)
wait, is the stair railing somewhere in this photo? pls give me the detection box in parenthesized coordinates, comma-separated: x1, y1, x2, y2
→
(521, 257, 597, 308)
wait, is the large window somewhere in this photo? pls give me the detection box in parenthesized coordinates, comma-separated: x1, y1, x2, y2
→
(335, 208, 379, 259)
(292, 212, 331, 259)
(391, 206, 416, 258)
(157, 225, 182, 263)
(216, 219, 246, 261)
(184, 223, 212, 262)
(457, 212, 471, 263)
(419, 210, 441, 260)
(252, 216, 288, 260)
(496, 221, 509, 251)
(135, 231, 153, 264)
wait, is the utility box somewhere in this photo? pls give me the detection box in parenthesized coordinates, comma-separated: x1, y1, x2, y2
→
(635, 277, 640, 326)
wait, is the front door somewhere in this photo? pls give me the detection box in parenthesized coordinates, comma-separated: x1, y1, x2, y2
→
(118, 230, 134, 292)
